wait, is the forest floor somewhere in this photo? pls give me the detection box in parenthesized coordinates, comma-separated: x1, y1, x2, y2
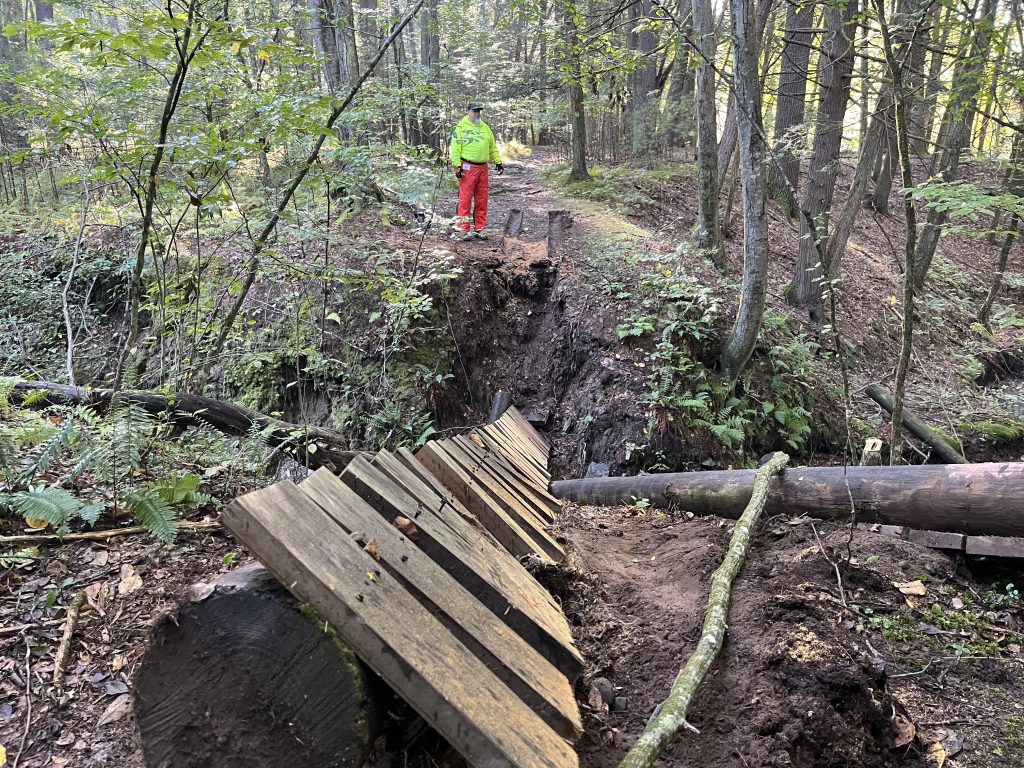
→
(2, 148, 1023, 767)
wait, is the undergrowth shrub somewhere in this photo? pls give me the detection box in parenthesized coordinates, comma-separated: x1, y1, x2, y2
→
(0, 379, 273, 543)
(616, 256, 817, 458)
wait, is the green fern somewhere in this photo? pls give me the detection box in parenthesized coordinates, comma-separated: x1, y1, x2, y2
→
(127, 488, 178, 544)
(0, 548, 36, 568)
(151, 473, 210, 506)
(10, 486, 83, 535)
(34, 416, 77, 475)
(0, 426, 17, 479)
(0, 378, 16, 415)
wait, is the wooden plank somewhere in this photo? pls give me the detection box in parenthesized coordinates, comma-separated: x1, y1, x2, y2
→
(439, 440, 565, 563)
(489, 420, 550, 475)
(906, 529, 966, 551)
(349, 454, 584, 678)
(965, 536, 1024, 558)
(499, 406, 550, 458)
(455, 436, 559, 524)
(472, 429, 557, 503)
(468, 434, 565, 518)
(299, 469, 582, 740)
(222, 483, 578, 768)
(372, 451, 550, 605)
(478, 425, 550, 487)
(417, 441, 553, 563)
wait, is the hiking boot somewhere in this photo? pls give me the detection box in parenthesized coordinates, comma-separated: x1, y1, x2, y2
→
(451, 230, 474, 242)
(474, 230, 490, 240)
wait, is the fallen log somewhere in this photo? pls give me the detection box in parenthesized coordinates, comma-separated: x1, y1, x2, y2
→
(550, 462, 1024, 538)
(866, 383, 968, 464)
(134, 562, 382, 768)
(9, 379, 365, 473)
(618, 453, 790, 768)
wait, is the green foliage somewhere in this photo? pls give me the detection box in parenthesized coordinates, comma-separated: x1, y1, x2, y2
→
(614, 258, 818, 457)
(0, 399, 252, 543)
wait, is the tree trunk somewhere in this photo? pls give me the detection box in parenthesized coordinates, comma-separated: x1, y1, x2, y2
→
(417, 0, 440, 147)
(791, 0, 858, 319)
(979, 130, 1024, 325)
(691, 0, 722, 264)
(823, 88, 889, 274)
(766, 0, 814, 216)
(563, 0, 590, 182)
(717, 0, 769, 382)
(912, 0, 995, 288)
(134, 563, 381, 768)
(627, 0, 659, 155)
(550, 462, 1024, 537)
(916, 3, 953, 155)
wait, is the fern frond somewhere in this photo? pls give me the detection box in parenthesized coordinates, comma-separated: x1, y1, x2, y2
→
(15, 415, 58, 448)
(0, 427, 18, 479)
(0, 378, 16, 415)
(19, 389, 51, 408)
(11, 487, 82, 535)
(127, 487, 178, 544)
(0, 548, 37, 568)
(151, 473, 209, 506)
(35, 417, 77, 475)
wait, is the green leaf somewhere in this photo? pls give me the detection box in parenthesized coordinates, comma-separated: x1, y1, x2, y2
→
(127, 488, 178, 544)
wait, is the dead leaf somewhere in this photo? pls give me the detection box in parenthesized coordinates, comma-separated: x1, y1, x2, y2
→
(85, 582, 109, 615)
(940, 731, 964, 757)
(51, 758, 68, 768)
(894, 580, 928, 596)
(104, 681, 129, 696)
(587, 684, 609, 714)
(111, 654, 126, 673)
(469, 433, 485, 449)
(90, 549, 110, 567)
(24, 517, 48, 530)
(363, 538, 380, 561)
(55, 731, 75, 747)
(0, 744, 6, 766)
(117, 564, 143, 595)
(950, 597, 964, 610)
(892, 714, 916, 748)
(96, 694, 132, 726)
(924, 741, 946, 768)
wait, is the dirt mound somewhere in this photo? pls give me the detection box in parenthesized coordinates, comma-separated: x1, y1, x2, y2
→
(541, 505, 1021, 767)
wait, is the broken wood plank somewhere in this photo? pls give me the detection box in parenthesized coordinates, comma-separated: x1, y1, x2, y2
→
(349, 454, 583, 678)
(417, 441, 554, 562)
(299, 469, 582, 740)
(472, 429, 560, 510)
(478, 425, 551, 487)
(223, 483, 578, 768)
(499, 406, 550, 459)
(484, 416, 549, 469)
(906, 529, 966, 551)
(438, 440, 565, 562)
(373, 449, 499, 545)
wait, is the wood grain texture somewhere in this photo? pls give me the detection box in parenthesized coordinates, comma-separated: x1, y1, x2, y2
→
(351, 454, 583, 677)
(222, 483, 578, 768)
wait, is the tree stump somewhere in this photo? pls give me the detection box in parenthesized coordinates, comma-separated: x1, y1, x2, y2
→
(134, 563, 380, 768)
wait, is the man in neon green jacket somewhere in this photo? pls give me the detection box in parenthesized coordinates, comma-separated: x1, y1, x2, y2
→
(450, 101, 503, 240)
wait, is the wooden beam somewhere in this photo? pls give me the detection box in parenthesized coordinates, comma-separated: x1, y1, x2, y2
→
(299, 469, 582, 740)
(352, 454, 583, 678)
(550, 463, 1024, 538)
(222, 483, 578, 768)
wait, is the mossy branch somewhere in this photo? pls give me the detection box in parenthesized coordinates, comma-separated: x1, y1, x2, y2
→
(617, 451, 790, 768)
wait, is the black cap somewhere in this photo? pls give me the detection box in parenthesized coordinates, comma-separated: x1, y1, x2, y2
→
(467, 101, 483, 111)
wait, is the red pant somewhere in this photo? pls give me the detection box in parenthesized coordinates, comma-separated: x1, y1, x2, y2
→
(456, 163, 489, 231)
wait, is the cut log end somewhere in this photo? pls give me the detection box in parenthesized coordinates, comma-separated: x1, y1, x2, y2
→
(134, 564, 378, 768)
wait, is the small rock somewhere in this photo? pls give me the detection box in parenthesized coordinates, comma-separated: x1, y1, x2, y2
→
(701, 457, 718, 469)
(585, 462, 610, 478)
(612, 697, 628, 713)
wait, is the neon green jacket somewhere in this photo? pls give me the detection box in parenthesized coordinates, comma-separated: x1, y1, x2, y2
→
(450, 116, 502, 166)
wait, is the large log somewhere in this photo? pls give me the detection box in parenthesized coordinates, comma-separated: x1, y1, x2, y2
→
(866, 383, 968, 464)
(549, 462, 1024, 537)
(9, 379, 365, 473)
(134, 563, 381, 768)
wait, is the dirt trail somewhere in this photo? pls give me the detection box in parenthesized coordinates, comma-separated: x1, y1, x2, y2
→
(438, 150, 654, 478)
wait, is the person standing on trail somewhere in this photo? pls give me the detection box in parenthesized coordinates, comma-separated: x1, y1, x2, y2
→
(450, 101, 503, 241)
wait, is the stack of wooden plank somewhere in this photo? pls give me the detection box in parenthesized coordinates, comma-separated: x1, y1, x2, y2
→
(223, 407, 582, 768)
